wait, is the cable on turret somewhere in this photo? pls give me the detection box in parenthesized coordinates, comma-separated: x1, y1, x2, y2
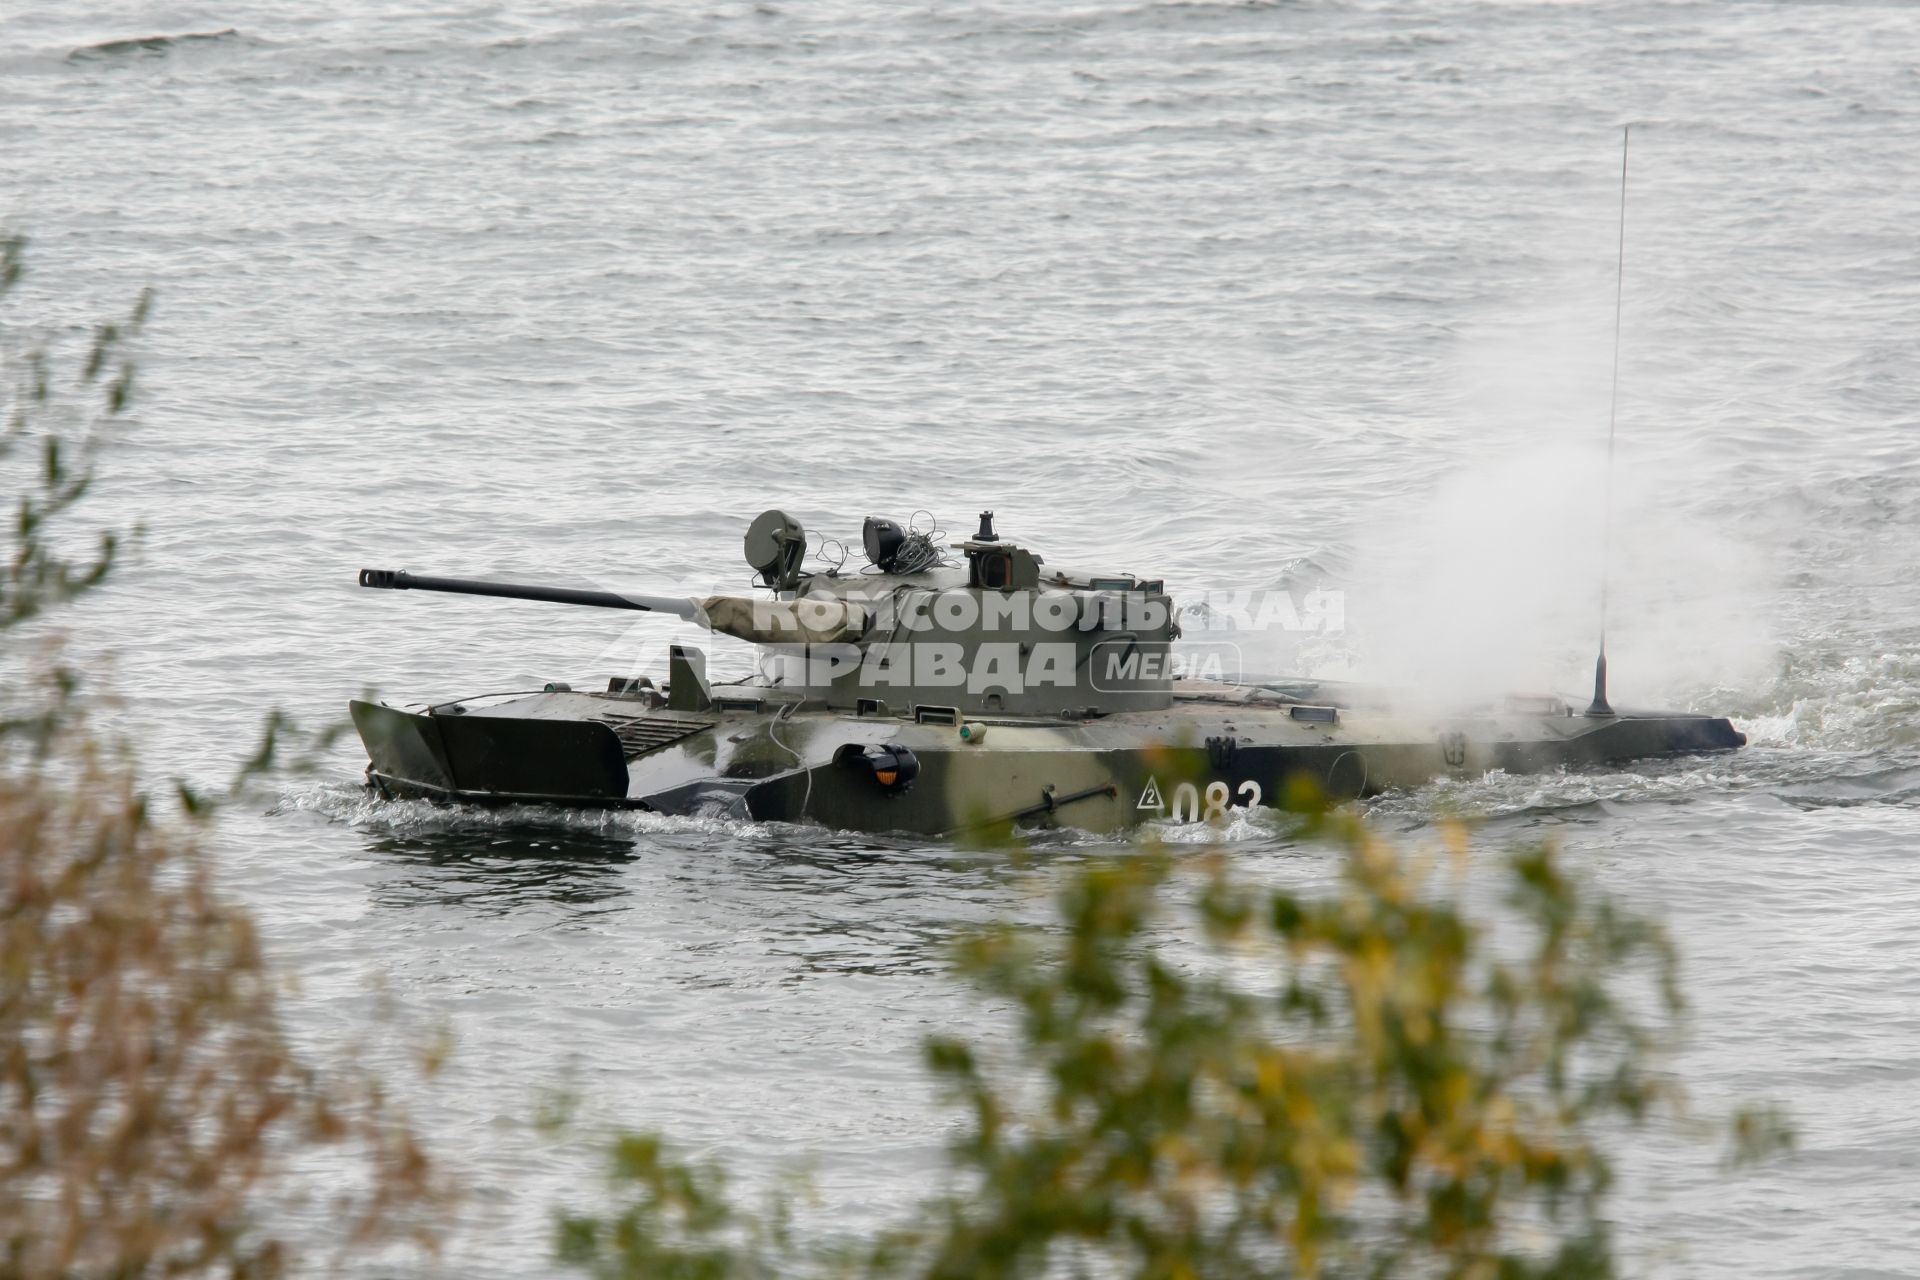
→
(862, 509, 952, 576)
(812, 537, 850, 574)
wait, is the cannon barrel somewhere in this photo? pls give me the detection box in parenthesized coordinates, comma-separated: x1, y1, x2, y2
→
(357, 568, 699, 619)
(358, 569, 871, 646)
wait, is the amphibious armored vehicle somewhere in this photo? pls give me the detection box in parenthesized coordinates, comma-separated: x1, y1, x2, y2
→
(349, 510, 1745, 835)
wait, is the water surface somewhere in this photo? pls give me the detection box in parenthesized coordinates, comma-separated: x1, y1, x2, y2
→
(6, 3, 1918, 1273)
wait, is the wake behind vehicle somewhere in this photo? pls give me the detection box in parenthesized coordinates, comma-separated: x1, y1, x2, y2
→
(347, 509, 1745, 836)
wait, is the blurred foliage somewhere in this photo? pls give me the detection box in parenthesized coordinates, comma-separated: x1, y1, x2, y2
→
(1, 234, 145, 633)
(0, 716, 448, 1277)
(1, 232, 150, 751)
(0, 235, 451, 1276)
(557, 800, 1790, 1278)
(556, 1134, 798, 1280)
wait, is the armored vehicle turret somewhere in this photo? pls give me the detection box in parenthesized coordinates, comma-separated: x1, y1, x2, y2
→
(349, 509, 1745, 835)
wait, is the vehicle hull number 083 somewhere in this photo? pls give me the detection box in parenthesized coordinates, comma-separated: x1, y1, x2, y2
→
(1137, 776, 1263, 822)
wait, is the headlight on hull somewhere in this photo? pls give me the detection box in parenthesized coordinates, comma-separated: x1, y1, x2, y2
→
(834, 743, 921, 794)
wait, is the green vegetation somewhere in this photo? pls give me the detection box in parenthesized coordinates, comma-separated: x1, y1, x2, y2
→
(555, 801, 1787, 1279)
(1, 236, 447, 1277)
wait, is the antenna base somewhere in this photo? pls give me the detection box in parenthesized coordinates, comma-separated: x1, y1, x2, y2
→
(1584, 651, 1616, 718)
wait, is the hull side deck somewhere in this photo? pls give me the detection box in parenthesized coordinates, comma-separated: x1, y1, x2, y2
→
(351, 690, 1746, 835)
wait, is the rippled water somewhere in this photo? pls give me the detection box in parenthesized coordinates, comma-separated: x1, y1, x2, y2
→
(7, 2, 1919, 1274)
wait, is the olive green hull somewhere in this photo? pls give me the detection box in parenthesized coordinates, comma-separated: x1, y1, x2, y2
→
(351, 685, 1745, 837)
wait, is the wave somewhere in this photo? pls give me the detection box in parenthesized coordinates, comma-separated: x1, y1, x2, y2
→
(66, 28, 240, 62)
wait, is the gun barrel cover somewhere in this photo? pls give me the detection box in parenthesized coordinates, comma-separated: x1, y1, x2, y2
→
(696, 595, 869, 646)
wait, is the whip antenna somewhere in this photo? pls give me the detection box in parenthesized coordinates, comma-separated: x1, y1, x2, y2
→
(1586, 124, 1631, 718)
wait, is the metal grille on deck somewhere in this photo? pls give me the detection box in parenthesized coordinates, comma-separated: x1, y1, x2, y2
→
(589, 712, 717, 759)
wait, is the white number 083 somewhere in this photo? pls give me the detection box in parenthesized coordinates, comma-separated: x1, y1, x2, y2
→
(1168, 779, 1263, 822)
